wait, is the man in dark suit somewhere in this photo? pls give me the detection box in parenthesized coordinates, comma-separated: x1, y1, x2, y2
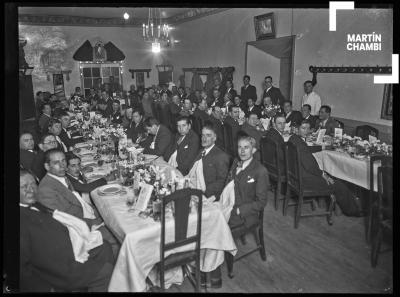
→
(264, 114, 287, 170)
(210, 106, 225, 150)
(315, 105, 341, 136)
(206, 135, 269, 288)
(283, 100, 303, 127)
(126, 109, 146, 143)
(298, 120, 323, 154)
(166, 116, 200, 176)
(142, 117, 173, 159)
(31, 134, 58, 181)
(240, 75, 257, 109)
(245, 98, 262, 119)
(38, 103, 52, 136)
(208, 89, 224, 108)
(240, 112, 266, 160)
(101, 91, 113, 118)
(301, 104, 318, 131)
(233, 95, 247, 113)
(169, 95, 182, 127)
(20, 132, 37, 171)
(225, 80, 237, 100)
(288, 134, 354, 213)
(87, 87, 100, 106)
(20, 170, 114, 292)
(110, 100, 123, 125)
(48, 118, 68, 153)
(58, 111, 83, 150)
(224, 105, 241, 130)
(208, 77, 226, 99)
(187, 121, 230, 200)
(261, 76, 285, 107)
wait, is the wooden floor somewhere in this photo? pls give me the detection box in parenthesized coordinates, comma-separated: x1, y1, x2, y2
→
(166, 191, 393, 293)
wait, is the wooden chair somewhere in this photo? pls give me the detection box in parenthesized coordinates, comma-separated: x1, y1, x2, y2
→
(355, 125, 379, 140)
(223, 122, 239, 158)
(283, 140, 336, 228)
(260, 137, 286, 210)
(366, 155, 392, 243)
(370, 165, 392, 268)
(156, 188, 204, 292)
(225, 210, 266, 278)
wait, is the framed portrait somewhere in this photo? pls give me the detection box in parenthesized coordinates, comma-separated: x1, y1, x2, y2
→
(53, 73, 65, 99)
(381, 84, 392, 120)
(254, 12, 276, 40)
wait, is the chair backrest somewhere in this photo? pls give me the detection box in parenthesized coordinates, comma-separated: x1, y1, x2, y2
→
(377, 165, 393, 221)
(355, 125, 379, 140)
(285, 140, 302, 194)
(260, 136, 283, 178)
(223, 122, 240, 158)
(160, 188, 203, 260)
(369, 155, 392, 193)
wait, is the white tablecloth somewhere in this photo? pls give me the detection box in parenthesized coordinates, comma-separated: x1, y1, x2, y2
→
(90, 155, 237, 292)
(313, 150, 380, 191)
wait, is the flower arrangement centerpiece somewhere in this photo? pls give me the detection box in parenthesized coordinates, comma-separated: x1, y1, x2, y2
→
(104, 125, 127, 155)
(334, 134, 392, 158)
(262, 104, 281, 118)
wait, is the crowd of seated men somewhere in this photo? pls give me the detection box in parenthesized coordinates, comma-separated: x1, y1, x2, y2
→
(20, 72, 350, 291)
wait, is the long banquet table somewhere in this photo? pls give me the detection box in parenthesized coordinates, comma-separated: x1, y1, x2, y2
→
(84, 153, 237, 292)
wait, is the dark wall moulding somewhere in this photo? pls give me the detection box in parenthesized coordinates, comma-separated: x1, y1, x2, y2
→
(309, 65, 392, 74)
(182, 67, 235, 75)
(129, 69, 151, 79)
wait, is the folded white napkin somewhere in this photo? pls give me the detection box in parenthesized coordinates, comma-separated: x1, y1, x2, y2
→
(52, 210, 103, 263)
(218, 180, 235, 222)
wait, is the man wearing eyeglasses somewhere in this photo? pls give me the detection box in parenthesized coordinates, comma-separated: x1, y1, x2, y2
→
(31, 134, 58, 181)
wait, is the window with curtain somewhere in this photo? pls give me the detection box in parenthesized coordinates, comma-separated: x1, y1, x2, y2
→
(80, 63, 122, 97)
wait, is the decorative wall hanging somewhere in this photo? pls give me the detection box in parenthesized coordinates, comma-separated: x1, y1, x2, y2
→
(128, 69, 152, 79)
(254, 12, 276, 40)
(309, 65, 392, 74)
(73, 40, 125, 62)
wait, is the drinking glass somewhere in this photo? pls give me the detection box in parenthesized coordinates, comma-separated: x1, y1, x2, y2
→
(126, 194, 135, 207)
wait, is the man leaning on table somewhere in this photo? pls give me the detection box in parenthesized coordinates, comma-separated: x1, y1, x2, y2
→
(142, 117, 173, 159)
(315, 105, 341, 136)
(165, 115, 200, 176)
(19, 170, 114, 292)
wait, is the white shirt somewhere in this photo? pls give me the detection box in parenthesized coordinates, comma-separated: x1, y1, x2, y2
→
(48, 172, 69, 188)
(301, 91, 321, 116)
(203, 144, 215, 157)
(55, 135, 68, 152)
(63, 128, 71, 138)
(236, 157, 253, 174)
(265, 86, 272, 93)
(285, 111, 292, 119)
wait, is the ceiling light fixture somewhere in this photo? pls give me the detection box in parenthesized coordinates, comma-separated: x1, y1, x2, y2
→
(142, 8, 170, 53)
(123, 12, 129, 20)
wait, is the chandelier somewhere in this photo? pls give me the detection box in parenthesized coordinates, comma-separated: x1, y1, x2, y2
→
(142, 8, 170, 53)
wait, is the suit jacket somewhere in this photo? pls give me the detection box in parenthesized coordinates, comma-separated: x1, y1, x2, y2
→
(226, 158, 269, 228)
(104, 99, 113, 118)
(262, 86, 285, 106)
(193, 109, 211, 124)
(111, 111, 123, 125)
(240, 84, 257, 103)
(210, 96, 224, 108)
(38, 114, 51, 135)
(285, 110, 303, 127)
(143, 124, 173, 159)
(31, 150, 46, 180)
(20, 149, 36, 171)
(225, 88, 237, 100)
(201, 145, 230, 199)
(165, 130, 200, 176)
(126, 120, 146, 142)
(209, 116, 225, 149)
(303, 114, 318, 130)
(315, 117, 340, 136)
(264, 128, 285, 171)
(125, 94, 141, 109)
(66, 173, 107, 196)
(37, 174, 86, 221)
(240, 122, 266, 151)
(59, 128, 82, 150)
(20, 205, 113, 292)
(245, 105, 262, 119)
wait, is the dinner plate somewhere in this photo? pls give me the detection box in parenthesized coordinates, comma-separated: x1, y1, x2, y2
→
(97, 184, 123, 195)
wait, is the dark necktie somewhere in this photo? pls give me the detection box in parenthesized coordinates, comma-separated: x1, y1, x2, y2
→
(195, 150, 206, 161)
(236, 161, 244, 174)
(177, 135, 185, 145)
(65, 177, 75, 192)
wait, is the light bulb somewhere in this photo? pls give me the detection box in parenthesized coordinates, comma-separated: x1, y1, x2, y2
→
(123, 13, 129, 20)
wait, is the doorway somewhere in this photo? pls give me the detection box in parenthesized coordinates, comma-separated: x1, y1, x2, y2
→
(245, 35, 295, 101)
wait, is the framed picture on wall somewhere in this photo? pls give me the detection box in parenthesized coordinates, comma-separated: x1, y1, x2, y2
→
(136, 72, 145, 88)
(53, 73, 66, 99)
(254, 12, 276, 40)
(381, 84, 392, 120)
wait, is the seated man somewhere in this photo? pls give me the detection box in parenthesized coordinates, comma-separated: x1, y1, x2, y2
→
(301, 104, 318, 131)
(179, 98, 193, 117)
(38, 103, 52, 136)
(245, 98, 262, 119)
(298, 120, 322, 153)
(283, 100, 303, 127)
(209, 106, 225, 149)
(142, 117, 173, 159)
(110, 100, 123, 125)
(166, 116, 200, 176)
(240, 112, 267, 159)
(209, 89, 224, 108)
(315, 105, 340, 136)
(19, 170, 114, 292)
(233, 95, 246, 113)
(121, 107, 133, 129)
(206, 135, 269, 288)
(169, 95, 182, 118)
(58, 111, 83, 150)
(264, 114, 287, 170)
(193, 98, 211, 123)
(20, 131, 36, 171)
(31, 134, 58, 181)
(187, 121, 230, 200)
(48, 118, 69, 153)
(288, 134, 354, 215)
(126, 109, 146, 143)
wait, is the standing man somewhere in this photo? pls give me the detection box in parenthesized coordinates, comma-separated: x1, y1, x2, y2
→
(166, 116, 200, 176)
(240, 75, 257, 109)
(301, 80, 321, 116)
(225, 80, 237, 100)
(261, 76, 285, 107)
(187, 121, 230, 200)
